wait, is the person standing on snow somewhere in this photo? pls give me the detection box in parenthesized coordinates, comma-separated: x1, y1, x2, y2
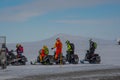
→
(0, 44, 7, 69)
(51, 38, 63, 60)
(65, 40, 74, 63)
(16, 44, 24, 58)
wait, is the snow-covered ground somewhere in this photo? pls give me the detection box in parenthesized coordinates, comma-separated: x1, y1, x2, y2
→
(0, 34, 120, 80)
(0, 64, 120, 80)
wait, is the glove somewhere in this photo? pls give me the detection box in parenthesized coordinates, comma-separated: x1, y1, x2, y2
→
(51, 48, 54, 50)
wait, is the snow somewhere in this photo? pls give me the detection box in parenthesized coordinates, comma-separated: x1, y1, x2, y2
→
(0, 64, 119, 80)
(0, 33, 120, 80)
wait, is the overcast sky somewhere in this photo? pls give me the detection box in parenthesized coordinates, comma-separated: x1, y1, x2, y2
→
(0, 0, 120, 43)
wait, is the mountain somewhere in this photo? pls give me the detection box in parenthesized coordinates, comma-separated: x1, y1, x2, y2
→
(1, 33, 120, 80)
(7, 33, 118, 64)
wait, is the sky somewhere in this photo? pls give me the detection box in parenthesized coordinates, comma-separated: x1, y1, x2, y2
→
(0, 0, 120, 43)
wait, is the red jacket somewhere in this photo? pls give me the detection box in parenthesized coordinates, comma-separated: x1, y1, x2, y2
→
(40, 49, 46, 58)
(16, 45, 24, 54)
(54, 40, 62, 55)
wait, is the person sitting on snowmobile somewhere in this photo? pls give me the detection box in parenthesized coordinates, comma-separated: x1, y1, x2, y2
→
(39, 45, 49, 62)
(88, 39, 97, 59)
(51, 38, 63, 60)
(16, 44, 24, 58)
(65, 40, 74, 63)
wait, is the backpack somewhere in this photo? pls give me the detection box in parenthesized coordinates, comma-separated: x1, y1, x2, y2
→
(70, 43, 75, 51)
(44, 47, 49, 55)
(94, 42, 97, 49)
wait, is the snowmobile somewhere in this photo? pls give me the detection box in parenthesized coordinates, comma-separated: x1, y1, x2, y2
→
(80, 50, 101, 64)
(31, 52, 66, 65)
(66, 53, 79, 64)
(7, 50, 27, 66)
(31, 54, 54, 65)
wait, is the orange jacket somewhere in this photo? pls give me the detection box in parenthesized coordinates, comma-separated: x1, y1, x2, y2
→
(54, 39, 62, 55)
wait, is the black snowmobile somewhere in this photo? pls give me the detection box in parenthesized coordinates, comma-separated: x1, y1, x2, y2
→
(38, 55, 54, 65)
(66, 53, 79, 64)
(80, 50, 101, 64)
(31, 54, 54, 65)
(30, 51, 66, 65)
(7, 50, 27, 65)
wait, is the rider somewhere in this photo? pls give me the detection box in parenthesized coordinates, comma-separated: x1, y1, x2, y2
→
(16, 44, 24, 58)
(65, 40, 74, 63)
(51, 38, 63, 60)
(39, 45, 49, 62)
(89, 39, 97, 54)
(87, 39, 97, 59)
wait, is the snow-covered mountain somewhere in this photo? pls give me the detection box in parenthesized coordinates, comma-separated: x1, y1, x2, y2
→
(7, 33, 119, 65)
(1, 33, 120, 80)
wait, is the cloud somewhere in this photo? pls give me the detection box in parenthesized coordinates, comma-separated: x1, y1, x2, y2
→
(53, 18, 120, 26)
(0, 0, 120, 22)
(0, 11, 41, 22)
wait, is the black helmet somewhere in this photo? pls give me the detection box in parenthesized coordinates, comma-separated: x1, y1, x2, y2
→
(89, 38, 92, 42)
(65, 40, 70, 44)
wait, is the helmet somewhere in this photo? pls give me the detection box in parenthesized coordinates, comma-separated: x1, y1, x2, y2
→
(43, 45, 47, 48)
(16, 44, 20, 48)
(19, 44, 22, 47)
(65, 40, 70, 44)
(89, 38, 92, 42)
(56, 38, 60, 41)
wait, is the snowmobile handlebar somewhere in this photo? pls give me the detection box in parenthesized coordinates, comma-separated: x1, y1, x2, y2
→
(9, 50, 16, 53)
(51, 47, 54, 50)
